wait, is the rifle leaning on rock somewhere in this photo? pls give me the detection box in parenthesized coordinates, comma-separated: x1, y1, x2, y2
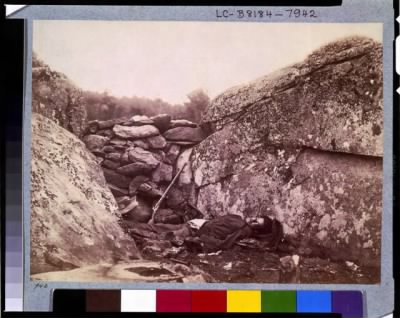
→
(148, 162, 187, 225)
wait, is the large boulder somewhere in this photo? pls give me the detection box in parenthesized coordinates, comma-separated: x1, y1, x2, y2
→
(201, 36, 383, 157)
(192, 37, 383, 266)
(113, 124, 159, 139)
(30, 114, 140, 275)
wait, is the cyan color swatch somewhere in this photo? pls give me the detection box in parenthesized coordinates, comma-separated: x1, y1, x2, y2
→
(297, 291, 332, 313)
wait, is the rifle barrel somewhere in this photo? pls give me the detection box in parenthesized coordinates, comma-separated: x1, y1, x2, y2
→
(152, 162, 187, 212)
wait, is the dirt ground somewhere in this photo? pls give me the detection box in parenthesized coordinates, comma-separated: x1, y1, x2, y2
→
(142, 243, 380, 284)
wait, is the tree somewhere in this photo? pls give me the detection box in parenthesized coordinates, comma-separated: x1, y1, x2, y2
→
(184, 89, 210, 123)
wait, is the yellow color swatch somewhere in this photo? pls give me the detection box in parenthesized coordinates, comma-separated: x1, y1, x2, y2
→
(227, 290, 261, 313)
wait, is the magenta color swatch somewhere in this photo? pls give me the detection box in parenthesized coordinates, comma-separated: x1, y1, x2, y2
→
(156, 290, 192, 312)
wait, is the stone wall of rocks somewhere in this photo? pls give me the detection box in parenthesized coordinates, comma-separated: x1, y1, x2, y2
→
(83, 114, 207, 225)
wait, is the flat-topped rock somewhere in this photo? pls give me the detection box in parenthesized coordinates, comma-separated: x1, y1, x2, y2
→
(113, 124, 160, 139)
(170, 119, 198, 128)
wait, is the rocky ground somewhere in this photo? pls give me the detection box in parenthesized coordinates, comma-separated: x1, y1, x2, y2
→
(31, 36, 382, 284)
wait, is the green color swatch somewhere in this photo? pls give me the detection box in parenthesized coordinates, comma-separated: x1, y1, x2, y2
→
(261, 291, 296, 313)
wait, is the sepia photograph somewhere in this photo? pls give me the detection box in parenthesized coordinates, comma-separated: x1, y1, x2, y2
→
(30, 21, 383, 284)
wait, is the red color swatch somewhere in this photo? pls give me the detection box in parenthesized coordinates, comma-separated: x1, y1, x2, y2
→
(191, 290, 227, 312)
(156, 290, 192, 312)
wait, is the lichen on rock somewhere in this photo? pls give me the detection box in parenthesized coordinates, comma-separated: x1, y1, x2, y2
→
(30, 113, 140, 275)
(192, 36, 383, 266)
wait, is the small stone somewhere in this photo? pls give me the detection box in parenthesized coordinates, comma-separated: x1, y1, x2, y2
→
(83, 135, 109, 152)
(151, 114, 171, 132)
(119, 197, 139, 214)
(166, 188, 186, 209)
(105, 152, 122, 162)
(154, 209, 182, 224)
(166, 144, 181, 163)
(280, 256, 295, 273)
(152, 162, 173, 183)
(170, 119, 198, 129)
(121, 196, 152, 223)
(168, 141, 198, 146)
(94, 156, 104, 165)
(121, 152, 130, 165)
(129, 175, 150, 195)
(96, 129, 114, 138)
(109, 139, 127, 146)
(130, 139, 149, 150)
(102, 145, 116, 153)
(108, 184, 128, 197)
(113, 125, 159, 139)
(150, 150, 166, 162)
(146, 135, 167, 149)
(137, 182, 163, 199)
(123, 115, 155, 126)
(87, 121, 99, 134)
(116, 196, 131, 206)
(102, 159, 120, 170)
(103, 168, 131, 188)
(98, 118, 126, 130)
(117, 162, 155, 177)
(223, 262, 232, 270)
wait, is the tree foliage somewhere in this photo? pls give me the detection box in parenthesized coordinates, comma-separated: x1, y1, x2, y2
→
(32, 52, 211, 135)
(32, 52, 88, 137)
(83, 89, 209, 123)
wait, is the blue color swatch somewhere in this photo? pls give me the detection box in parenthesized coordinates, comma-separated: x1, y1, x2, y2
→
(297, 291, 332, 313)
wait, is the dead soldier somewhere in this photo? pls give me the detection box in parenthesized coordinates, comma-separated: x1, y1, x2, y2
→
(174, 214, 284, 253)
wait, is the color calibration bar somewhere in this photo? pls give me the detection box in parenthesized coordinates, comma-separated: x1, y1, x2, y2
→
(53, 289, 363, 317)
(4, 131, 24, 311)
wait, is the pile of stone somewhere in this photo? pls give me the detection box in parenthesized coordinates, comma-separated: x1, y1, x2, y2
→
(83, 114, 207, 225)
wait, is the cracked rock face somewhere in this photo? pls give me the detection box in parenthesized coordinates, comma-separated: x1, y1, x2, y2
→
(31, 114, 140, 275)
(202, 36, 383, 157)
(192, 36, 383, 266)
